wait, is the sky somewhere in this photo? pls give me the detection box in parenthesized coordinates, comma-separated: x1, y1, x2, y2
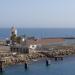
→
(0, 0, 75, 28)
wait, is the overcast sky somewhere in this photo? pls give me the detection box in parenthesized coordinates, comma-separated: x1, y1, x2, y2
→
(0, 0, 75, 28)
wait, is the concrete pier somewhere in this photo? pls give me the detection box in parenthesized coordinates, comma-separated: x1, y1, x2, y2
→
(54, 56, 64, 61)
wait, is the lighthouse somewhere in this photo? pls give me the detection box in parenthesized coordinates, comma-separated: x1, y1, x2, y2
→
(11, 25, 17, 37)
(10, 25, 17, 45)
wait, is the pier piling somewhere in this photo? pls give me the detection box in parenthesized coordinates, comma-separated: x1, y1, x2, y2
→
(55, 57, 57, 61)
(46, 59, 50, 66)
(54, 56, 64, 61)
(0, 61, 3, 72)
(24, 62, 28, 70)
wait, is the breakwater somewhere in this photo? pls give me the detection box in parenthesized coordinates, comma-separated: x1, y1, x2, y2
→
(1, 45, 75, 67)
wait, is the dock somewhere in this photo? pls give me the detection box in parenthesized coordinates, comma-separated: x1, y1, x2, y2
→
(54, 56, 64, 61)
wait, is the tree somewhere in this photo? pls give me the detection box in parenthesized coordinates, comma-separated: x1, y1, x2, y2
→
(16, 36, 22, 44)
(10, 34, 17, 45)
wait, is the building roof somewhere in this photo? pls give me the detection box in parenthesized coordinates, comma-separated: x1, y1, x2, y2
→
(26, 38, 64, 46)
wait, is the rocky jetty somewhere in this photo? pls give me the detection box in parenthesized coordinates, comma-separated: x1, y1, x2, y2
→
(1, 45, 75, 67)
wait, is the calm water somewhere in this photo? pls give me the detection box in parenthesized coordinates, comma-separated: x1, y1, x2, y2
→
(0, 28, 75, 39)
(0, 55, 75, 75)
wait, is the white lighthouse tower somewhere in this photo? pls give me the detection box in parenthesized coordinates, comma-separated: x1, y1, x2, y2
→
(11, 25, 17, 36)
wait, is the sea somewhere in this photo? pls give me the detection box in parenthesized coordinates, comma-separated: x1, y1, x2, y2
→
(0, 28, 75, 39)
(2, 55, 75, 75)
(0, 28, 75, 75)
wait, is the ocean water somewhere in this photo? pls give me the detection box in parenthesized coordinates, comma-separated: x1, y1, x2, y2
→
(1, 55, 75, 75)
(0, 28, 75, 39)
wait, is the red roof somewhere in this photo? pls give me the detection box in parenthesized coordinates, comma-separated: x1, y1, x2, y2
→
(26, 38, 64, 45)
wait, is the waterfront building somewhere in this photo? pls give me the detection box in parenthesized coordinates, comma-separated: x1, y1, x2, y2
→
(10, 44, 29, 53)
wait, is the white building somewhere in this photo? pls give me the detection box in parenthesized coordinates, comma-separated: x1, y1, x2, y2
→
(11, 25, 17, 36)
(29, 45, 37, 50)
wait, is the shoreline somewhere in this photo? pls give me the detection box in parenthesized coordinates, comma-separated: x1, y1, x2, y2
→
(1, 45, 75, 68)
(4, 54, 75, 70)
(3, 52, 75, 68)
